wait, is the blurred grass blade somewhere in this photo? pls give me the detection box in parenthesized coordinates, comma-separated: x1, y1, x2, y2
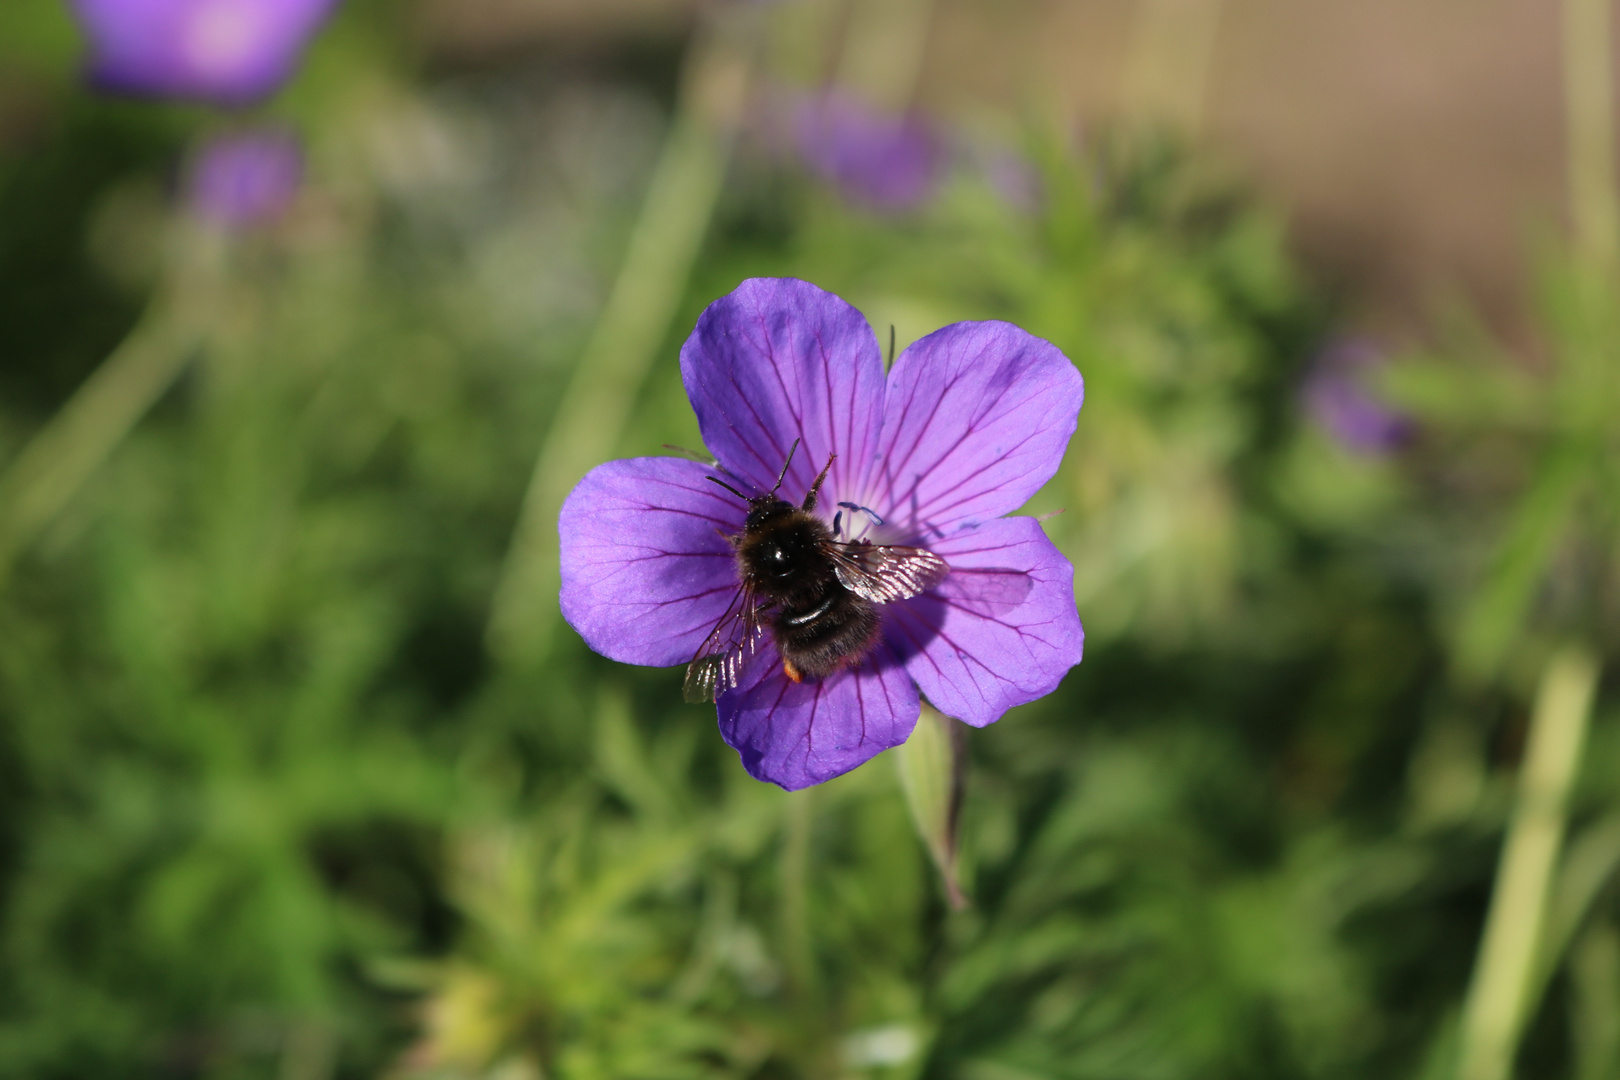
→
(1456, 444, 1584, 681)
(1571, 919, 1620, 1080)
(1455, 645, 1599, 1080)
(485, 19, 752, 667)
(1565, 0, 1619, 273)
(834, 0, 936, 110)
(1122, 0, 1225, 133)
(895, 702, 967, 910)
(1533, 810, 1620, 1006)
(779, 788, 819, 1003)
(1416, 1013, 1464, 1080)
(0, 277, 203, 584)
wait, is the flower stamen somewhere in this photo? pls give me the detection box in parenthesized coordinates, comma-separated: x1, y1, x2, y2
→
(835, 502, 885, 540)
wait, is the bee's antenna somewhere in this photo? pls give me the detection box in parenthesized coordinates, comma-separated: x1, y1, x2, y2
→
(803, 453, 836, 512)
(769, 439, 801, 497)
(706, 475, 751, 502)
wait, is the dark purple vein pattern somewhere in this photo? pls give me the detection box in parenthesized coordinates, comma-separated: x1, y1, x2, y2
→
(718, 638, 918, 789)
(886, 517, 1082, 727)
(868, 321, 1083, 539)
(559, 457, 741, 668)
(680, 278, 885, 508)
(560, 277, 1085, 790)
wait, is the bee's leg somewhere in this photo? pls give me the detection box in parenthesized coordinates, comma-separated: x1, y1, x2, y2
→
(782, 658, 804, 683)
(802, 453, 836, 512)
(714, 526, 741, 548)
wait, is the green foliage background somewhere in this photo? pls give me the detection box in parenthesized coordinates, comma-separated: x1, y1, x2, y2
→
(2, 3, 1619, 1079)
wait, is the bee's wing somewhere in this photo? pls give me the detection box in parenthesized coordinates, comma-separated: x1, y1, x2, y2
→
(682, 583, 766, 703)
(829, 541, 950, 603)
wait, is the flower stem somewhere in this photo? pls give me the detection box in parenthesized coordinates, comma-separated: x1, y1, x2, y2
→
(1564, 0, 1619, 275)
(1122, 0, 1226, 133)
(895, 702, 968, 909)
(779, 788, 819, 1004)
(1570, 918, 1620, 1080)
(1531, 808, 1620, 1006)
(832, 0, 937, 112)
(0, 227, 219, 585)
(485, 17, 752, 667)
(1455, 645, 1600, 1080)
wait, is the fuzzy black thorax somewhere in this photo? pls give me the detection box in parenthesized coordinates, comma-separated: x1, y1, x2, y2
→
(735, 494, 879, 682)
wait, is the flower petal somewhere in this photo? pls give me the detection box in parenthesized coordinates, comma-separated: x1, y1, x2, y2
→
(883, 516, 1082, 727)
(794, 90, 945, 213)
(864, 321, 1082, 538)
(680, 278, 887, 510)
(716, 640, 920, 790)
(73, 0, 338, 106)
(188, 127, 303, 226)
(559, 457, 743, 668)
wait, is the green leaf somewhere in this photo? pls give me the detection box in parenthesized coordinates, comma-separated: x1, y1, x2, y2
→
(895, 703, 966, 909)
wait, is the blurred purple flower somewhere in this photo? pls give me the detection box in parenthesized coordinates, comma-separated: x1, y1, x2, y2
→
(560, 278, 1085, 789)
(187, 127, 303, 226)
(982, 149, 1042, 213)
(795, 91, 945, 213)
(72, 0, 339, 106)
(1302, 339, 1414, 455)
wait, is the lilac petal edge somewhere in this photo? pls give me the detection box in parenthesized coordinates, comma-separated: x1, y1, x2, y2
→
(795, 90, 945, 213)
(863, 320, 1082, 539)
(884, 516, 1082, 727)
(188, 128, 304, 226)
(680, 278, 887, 512)
(73, 0, 338, 106)
(559, 457, 744, 669)
(717, 638, 920, 790)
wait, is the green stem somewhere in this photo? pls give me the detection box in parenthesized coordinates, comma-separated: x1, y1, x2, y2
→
(1571, 918, 1620, 1080)
(485, 19, 751, 666)
(1564, 0, 1619, 273)
(0, 238, 214, 585)
(1532, 810, 1620, 1006)
(1122, 0, 1226, 132)
(833, 0, 937, 111)
(1455, 645, 1600, 1080)
(1457, 444, 1584, 680)
(779, 788, 819, 1003)
(895, 702, 968, 909)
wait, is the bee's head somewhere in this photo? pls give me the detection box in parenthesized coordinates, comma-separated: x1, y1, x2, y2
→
(744, 496, 795, 532)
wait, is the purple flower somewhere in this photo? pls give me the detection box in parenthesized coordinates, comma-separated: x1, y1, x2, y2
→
(559, 278, 1084, 790)
(982, 150, 1043, 214)
(72, 0, 339, 106)
(794, 91, 945, 213)
(186, 127, 303, 226)
(1302, 339, 1414, 455)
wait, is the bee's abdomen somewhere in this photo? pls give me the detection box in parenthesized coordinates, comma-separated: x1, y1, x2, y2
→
(772, 586, 880, 680)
